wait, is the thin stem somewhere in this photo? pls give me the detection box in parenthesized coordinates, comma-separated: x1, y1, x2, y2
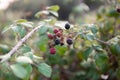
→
(94, 38, 110, 46)
(73, 31, 88, 49)
(0, 22, 45, 63)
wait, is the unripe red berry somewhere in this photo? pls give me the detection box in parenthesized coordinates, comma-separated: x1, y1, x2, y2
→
(49, 48, 56, 54)
(47, 34, 54, 39)
(54, 29, 59, 34)
(116, 8, 120, 13)
(65, 23, 70, 29)
(66, 38, 73, 45)
(56, 32, 62, 37)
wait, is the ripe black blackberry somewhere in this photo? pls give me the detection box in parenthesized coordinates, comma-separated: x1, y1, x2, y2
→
(54, 39, 60, 45)
(66, 38, 73, 45)
(65, 23, 70, 29)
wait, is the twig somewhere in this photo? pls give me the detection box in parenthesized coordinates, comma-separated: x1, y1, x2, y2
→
(73, 31, 88, 49)
(94, 38, 110, 46)
(0, 22, 45, 63)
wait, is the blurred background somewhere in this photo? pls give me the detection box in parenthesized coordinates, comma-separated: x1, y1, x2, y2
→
(0, 0, 105, 21)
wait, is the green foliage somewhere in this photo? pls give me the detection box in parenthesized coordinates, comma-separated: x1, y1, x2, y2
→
(95, 52, 108, 72)
(37, 63, 52, 78)
(0, 3, 120, 80)
(83, 47, 93, 60)
(10, 64, 28, 79)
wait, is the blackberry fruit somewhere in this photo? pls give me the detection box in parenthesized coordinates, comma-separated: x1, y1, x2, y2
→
(54, 39, 60, 45)
(50, 48, 56, 54)
(66, 38, 73, 45)
(65, 23, 70, 29)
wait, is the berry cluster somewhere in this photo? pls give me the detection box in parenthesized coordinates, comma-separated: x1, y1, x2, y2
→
(47, 28, 64, 54)
(47, 23, 73, 54)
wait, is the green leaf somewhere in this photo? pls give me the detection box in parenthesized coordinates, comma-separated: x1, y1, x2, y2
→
(86, 34, 94, 41)
(24, 51, 33, 59)
(83, 47, 93, 60)
(38, 41, 47, 52)
(46, 5, 60, 11)
(93, 44, 103, 52)
(35, 10, 49, 18)
(20, 22, 34, 28)
(39, 26, 48, 35)
(49, 10, 59, 17)
(12, 25, 26, 38)
(10, 64, 27, 79)
(108, 35, 120, 55)
(38, 63, 52, 77)
(16, 56, 33, 64)
(15, 19, 28, 23)
(0, 44, 10, 54)
(33, 55, 43, 60)
(37, 35, 48, 52)
(91, 27, 98, 34)
(55, 45, 67, 56)
(107, 9, 120, 17)
(2, 27, 11, 33)
(20, 45, 31, 53)
(110, 43, 120, 56)
(94, 53, 108, 72)
(24, 64, 32, 80)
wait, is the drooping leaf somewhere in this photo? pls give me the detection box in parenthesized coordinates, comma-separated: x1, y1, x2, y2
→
(10, 64, 28, 79)
(92, 44, 103, 52)
(33, 55, 43, 60)
(110, 43, 120, 56)
(94, 53, 108, 72)
(38, 63, 52, 77)
(46, 5, 60, 11)
(0, 44, 10, 54)
(24, 64, 32, 80)
(15, 19, 28, 23)
(49, 10, 59, 17)
(108, 35, 120, 55)
(37, 35, 48, 52)
(20, 22, 34, 28)
(16, 56, 33, 64)
(83, 47, 93, 60)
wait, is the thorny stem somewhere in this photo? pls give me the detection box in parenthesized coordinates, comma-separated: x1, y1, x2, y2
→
(0, 22, 45, 63)
(73, 31, 110, 49)
(94, 38, 110, 46)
